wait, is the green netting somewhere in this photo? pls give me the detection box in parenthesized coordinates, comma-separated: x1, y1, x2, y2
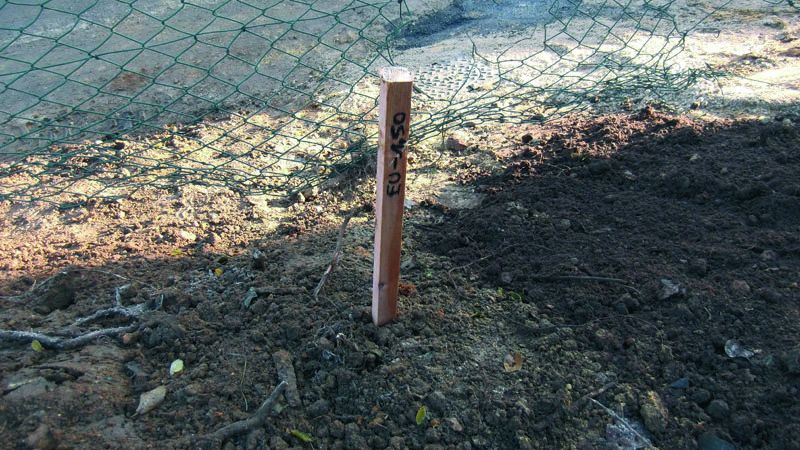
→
(0, 0, 797, 204)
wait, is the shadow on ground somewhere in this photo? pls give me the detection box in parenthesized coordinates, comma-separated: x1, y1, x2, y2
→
(1, 108, 799, 449)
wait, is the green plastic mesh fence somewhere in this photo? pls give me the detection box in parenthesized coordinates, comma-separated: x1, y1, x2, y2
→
(0, 0, 796, 204)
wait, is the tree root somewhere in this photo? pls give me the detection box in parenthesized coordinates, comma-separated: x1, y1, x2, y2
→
(0, 289, 163, 350)
(205, 381, 287, 445)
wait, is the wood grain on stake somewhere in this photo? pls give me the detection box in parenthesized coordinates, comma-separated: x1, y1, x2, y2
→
(372, 67, 413, 326)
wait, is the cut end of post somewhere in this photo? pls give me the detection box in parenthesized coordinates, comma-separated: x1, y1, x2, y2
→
(379, 66, 414, 83)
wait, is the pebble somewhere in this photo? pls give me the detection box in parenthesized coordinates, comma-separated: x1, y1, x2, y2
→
(639, 390, 669, 434)
(427, 390, 449, 414)
(446, 417, 464, 432)
(659, 278, 685, 300)
(179, 230, 197, 241)
(135, 385, 167, 415)
(690, 388, 712, 405)
(556, 219, 572, 230)
(730, 280, 751, 295)
(689, 258, 709, 276)
(707, 399, 730, 419)
(698, 432, 735, 450)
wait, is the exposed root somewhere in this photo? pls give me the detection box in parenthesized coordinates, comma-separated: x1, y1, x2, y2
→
(0, 290, 163, 350)
(0, 324, 138, 350)
(205, 381, 288, 445)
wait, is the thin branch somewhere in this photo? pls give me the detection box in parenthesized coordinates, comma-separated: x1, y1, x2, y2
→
(206, 381, 288, 444)
(529, 274, 641, 294)
(313, 209, 357, 305)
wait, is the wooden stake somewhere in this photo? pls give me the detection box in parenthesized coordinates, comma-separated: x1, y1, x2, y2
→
(372, 67, 413, 326)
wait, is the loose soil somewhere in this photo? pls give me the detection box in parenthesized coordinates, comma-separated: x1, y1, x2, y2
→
(1, 108, 799, 450)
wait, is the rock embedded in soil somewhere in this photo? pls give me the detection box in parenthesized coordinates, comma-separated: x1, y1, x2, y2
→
(690, 388, 712, 405)
(659, 278, 686, 300)
(730, 280, 751, 295)
(706, 399, 730, 419)
(639, 391, 669, 434)
(689, 258, 709, 276)
(135, 385, 167, 415)
(178, 229, 197, 241)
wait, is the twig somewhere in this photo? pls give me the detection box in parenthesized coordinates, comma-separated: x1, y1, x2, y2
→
(206, 381, 287, 444)
(529, 274, 641, 294)
(73, 289, 163, 326)
(312, 209, 357, 304)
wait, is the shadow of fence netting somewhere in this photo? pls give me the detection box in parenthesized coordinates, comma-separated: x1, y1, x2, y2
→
(0, 0, 797, 204)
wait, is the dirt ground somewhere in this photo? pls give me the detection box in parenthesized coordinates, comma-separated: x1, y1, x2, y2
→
(1, 106, 798, 450)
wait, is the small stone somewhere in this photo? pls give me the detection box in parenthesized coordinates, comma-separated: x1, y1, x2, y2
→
(670, 377, 689, 389)
(690, 388, 712, 405)
(659, 278, 685, 300)
(707, 399, 730, 419)
(426, 391, 449, 414)
(639, 390, 669, 434)
(446, 417, 464, 432)
(698, 432, 735, 450)
(26, 423, 57, 450)
(730, 280, 751, 295)
(500, 272, 513, 284)
(521, 133, 534, 144)
(135, 385, 167, 415)
(179, 230, 197, 242)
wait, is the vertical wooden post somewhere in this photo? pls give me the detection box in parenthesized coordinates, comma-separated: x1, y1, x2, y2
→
(372, 67, 413, 326)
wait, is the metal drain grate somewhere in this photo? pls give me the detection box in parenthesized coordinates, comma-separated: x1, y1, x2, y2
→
(413, 59, 500, 99)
